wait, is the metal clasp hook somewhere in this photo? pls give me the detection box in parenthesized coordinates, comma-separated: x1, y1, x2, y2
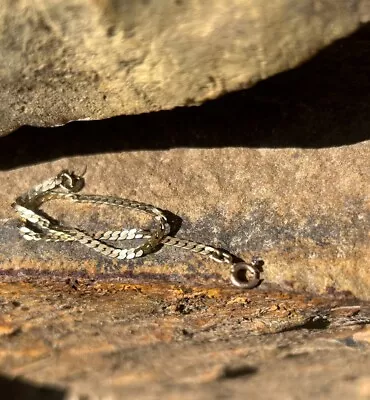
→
(230, 260, 262, 289)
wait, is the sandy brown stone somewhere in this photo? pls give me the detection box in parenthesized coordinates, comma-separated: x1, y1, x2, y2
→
(0, 279, 369, 399)
(0, 0, 369, 135)
(0, 139, 369, 298)
(1, 9, 370, 399)
(1, 26, 370, 299)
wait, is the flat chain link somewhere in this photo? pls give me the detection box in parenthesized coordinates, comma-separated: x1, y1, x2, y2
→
(12, 170, 261, 288)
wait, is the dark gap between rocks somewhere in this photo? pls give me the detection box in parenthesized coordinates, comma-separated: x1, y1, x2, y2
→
(0, 375, 66, 400)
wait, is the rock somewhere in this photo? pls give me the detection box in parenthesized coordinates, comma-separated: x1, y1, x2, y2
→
(0, 25, 370, 298)
(0, 280, 369, 398)
(2, 140, 369, 298)
(0, 0, 369, 135)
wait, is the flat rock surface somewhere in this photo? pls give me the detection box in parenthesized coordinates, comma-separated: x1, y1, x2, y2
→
(0, 0, 369, 135)
(0, 279, 370, 399)
(1, 139, 370, 298)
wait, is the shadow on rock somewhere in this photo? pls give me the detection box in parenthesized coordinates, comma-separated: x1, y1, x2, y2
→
(0, 374, 66, 400)
(1, 23, 370, 170)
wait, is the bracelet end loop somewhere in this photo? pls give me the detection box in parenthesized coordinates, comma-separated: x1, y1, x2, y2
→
(230, 262, 261, 289)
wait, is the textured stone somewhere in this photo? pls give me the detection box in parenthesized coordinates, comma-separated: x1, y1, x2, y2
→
(1, 8, 370, 399)
(0, 0, 369, 135)
(1, 26, 370, 299)
(0, 279, 369, 399)
(1, 140, 369, 298)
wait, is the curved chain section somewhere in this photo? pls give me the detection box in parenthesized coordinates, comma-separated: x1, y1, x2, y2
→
(12, 170, 261, 288)
(12, 170, 168, 260)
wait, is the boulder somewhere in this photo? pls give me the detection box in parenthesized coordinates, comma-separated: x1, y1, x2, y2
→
(0, 0, 369, 135)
